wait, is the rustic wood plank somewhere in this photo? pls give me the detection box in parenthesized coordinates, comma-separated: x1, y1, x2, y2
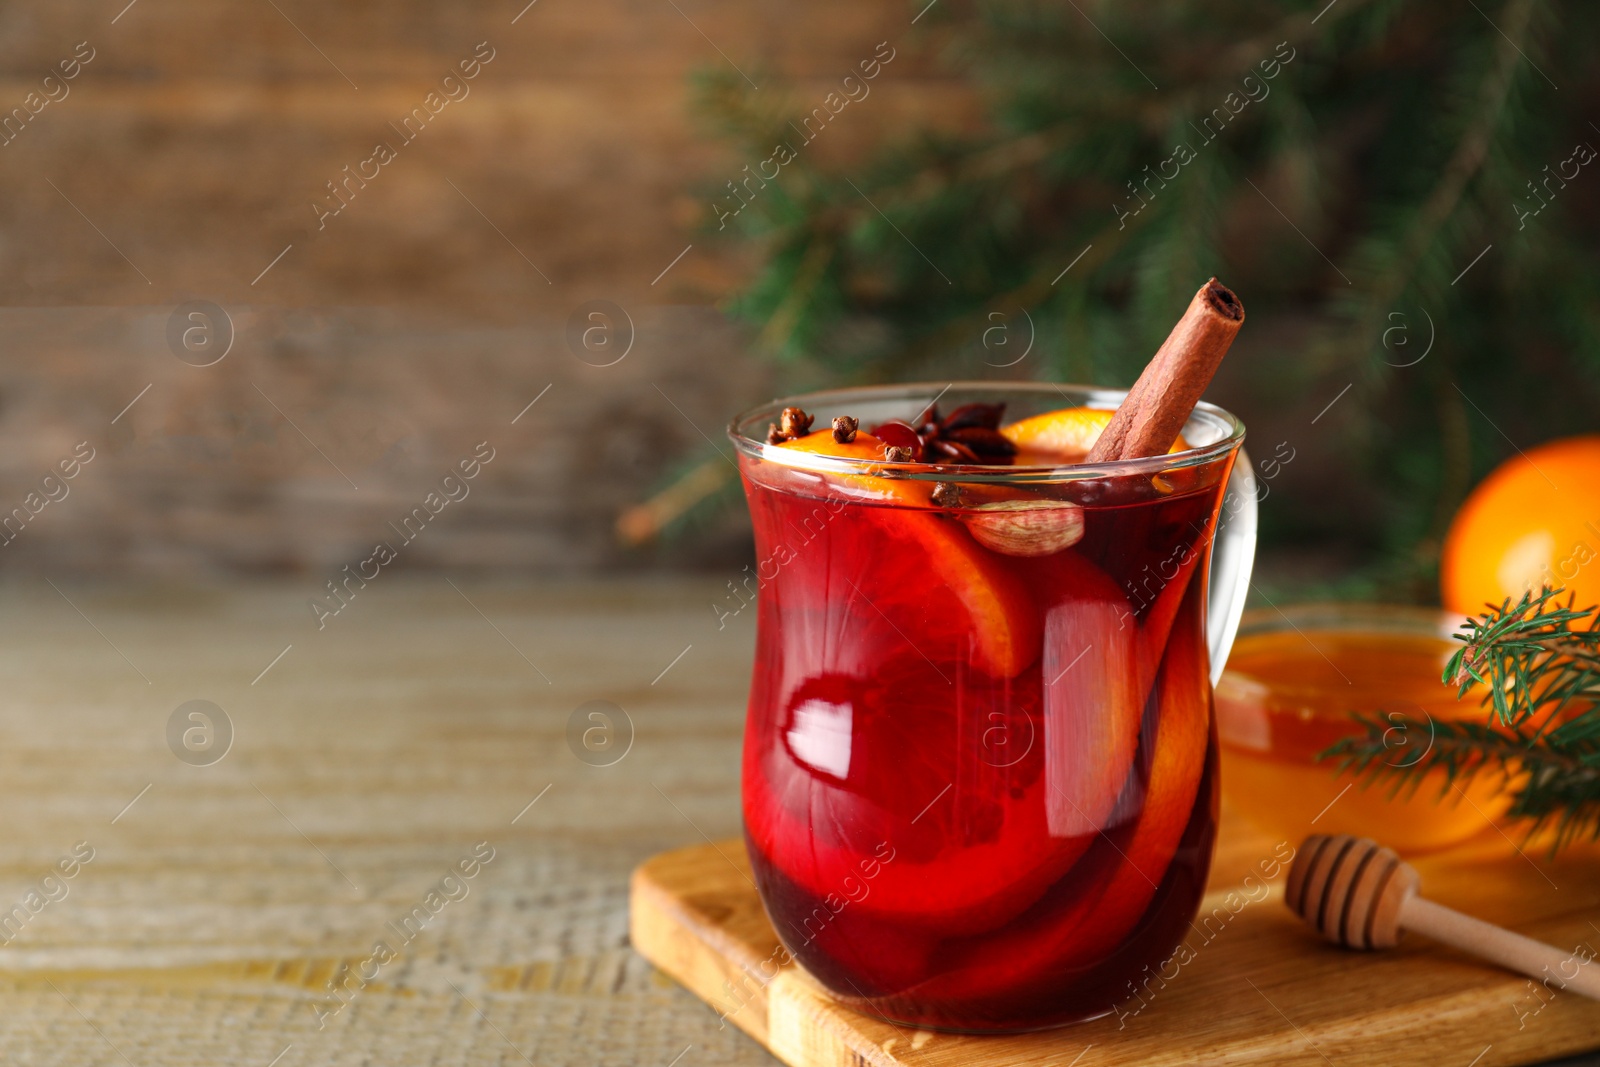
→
(0, 2, 986, 577)
(0, 1, 978, 308)
(0, 305, 772, 574)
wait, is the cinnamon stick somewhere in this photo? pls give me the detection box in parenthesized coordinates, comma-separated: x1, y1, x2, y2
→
(1086, 278, 1244, 462)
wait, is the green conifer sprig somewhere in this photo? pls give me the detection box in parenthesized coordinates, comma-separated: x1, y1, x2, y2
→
(674, 0, 1600, 586)
(1326, 587, 1600, 852)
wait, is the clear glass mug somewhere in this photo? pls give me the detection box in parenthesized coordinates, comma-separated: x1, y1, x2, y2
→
(728, 383, 1257, 1031)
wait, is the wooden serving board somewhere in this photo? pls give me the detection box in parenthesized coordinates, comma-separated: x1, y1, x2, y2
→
(631, 809, 1600, 1066)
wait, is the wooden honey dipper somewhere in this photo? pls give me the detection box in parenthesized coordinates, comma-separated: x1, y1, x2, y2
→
(1286, 834, 1600, 1000)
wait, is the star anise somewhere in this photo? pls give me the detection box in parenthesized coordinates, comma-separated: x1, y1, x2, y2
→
(870, 402, 1016, 464)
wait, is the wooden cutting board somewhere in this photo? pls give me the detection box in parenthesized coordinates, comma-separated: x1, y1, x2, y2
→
(631, 809, 1600, 1066)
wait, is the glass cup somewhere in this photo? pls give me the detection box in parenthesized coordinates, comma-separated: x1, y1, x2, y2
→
(728, 383, 1257, 1031)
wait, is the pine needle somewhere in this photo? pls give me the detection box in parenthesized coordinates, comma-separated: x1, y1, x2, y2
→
(1326, 587, 1600, 853)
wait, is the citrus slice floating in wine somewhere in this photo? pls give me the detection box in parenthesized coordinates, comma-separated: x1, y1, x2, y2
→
(1001, 406, 1188, 464)
(771, 428, 930, 506)
(743, 551, 1141, 939)
(769, 426, 1035, 676)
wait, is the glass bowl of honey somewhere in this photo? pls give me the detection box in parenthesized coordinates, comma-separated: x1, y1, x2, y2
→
(1215, 603, 1511, 853)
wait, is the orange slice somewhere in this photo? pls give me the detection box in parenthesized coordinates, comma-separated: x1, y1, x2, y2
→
(744, 557, 1132, 940)
(1001, 406, 1187, 462)
(766, 428, 1031, 676)
(1001, 407, 1114, 458)
(872, 510, 1040, 677)
(1041, 588, 1144, 842)
(902, 614, 1213, 1005)
(774, 429, 930, 506)
(1037, 614, 1212, 960)
(777, 427, 894, 464)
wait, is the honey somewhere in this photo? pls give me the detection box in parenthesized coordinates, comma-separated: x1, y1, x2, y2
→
(1215, 605, 1511, 852)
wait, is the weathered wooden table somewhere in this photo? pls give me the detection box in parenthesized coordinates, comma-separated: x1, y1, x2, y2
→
(0, 577, 769, 1066)
(1, 578, 1594, 1065)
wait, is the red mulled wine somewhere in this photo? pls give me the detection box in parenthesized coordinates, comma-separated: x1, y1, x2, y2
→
(731, 384, 1245, 1031)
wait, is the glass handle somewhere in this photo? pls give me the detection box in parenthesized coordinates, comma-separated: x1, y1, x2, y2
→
(1206, 448, 1258, 686)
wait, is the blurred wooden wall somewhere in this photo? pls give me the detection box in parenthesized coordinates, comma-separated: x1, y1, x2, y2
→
(0, 0, 976, 575)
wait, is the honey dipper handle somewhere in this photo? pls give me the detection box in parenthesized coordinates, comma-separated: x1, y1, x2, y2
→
(1401, 896, 1600, 1001)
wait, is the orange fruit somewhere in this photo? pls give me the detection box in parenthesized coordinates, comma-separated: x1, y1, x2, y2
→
(1001, 406, 1186, 463)
(1441, 436, 1600, 617)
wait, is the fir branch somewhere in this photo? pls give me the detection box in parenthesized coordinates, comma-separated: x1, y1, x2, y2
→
(1360, 0, 1542, 313)
(1326, 0, 1552, 548)
(1325, 587, 1600, 852)
(672, 0, 1600, 592)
